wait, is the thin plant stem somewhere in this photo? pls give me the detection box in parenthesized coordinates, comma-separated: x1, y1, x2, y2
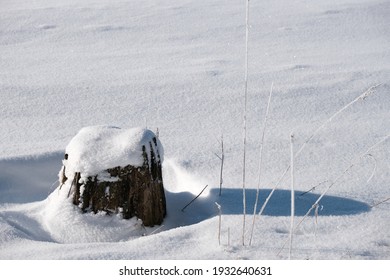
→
(314, 204, 320, 239)
(364, 154, 377, 184)
(288, 133, 295, 259)
(215, 202, 222, 245)
(219, 136, 224, 196)
(228, 227, 231, 246)
(249, 82, 274, 246)
(149, 225, 165, 235)
(241, 0, 250, 246)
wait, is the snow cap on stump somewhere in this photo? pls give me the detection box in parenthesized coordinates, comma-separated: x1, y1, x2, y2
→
(60, 125, 166, 227)
(63, 125, 164, 179)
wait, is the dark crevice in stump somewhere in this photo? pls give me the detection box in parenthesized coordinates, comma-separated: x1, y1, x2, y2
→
(68, 137, 166, 226)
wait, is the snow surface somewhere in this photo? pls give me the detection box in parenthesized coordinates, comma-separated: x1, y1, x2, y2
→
(0, 0, 389, 259)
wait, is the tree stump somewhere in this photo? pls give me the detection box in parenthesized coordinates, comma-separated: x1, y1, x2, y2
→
(60, 126, 166, 227)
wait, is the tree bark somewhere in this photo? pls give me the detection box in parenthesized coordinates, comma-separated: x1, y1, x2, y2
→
(69, 137, 166, 226)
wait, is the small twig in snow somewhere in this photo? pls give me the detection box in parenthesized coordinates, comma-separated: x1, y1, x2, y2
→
(149, 224, 165, 235)
(371, 197, 390, 208)
(181, 185, 208, 212)
(214, 153, 222, 160)
(300, 180, 329, 196)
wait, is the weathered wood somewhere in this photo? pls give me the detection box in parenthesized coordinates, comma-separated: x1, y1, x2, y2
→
(66, 137, 166, 227)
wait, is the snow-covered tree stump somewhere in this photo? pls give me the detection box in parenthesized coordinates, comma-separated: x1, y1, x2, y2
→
(59, 126, 166, 226)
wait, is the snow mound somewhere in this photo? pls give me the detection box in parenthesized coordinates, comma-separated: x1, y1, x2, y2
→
(41, 188, 145, 243)
(63, 125, 163, 179)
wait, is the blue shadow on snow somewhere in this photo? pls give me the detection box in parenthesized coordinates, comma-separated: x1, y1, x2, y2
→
(164, 187, 370, 229)
(212, 188, 371, 217)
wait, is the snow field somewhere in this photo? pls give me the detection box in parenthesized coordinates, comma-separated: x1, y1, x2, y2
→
(0, 0, 389, 259)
